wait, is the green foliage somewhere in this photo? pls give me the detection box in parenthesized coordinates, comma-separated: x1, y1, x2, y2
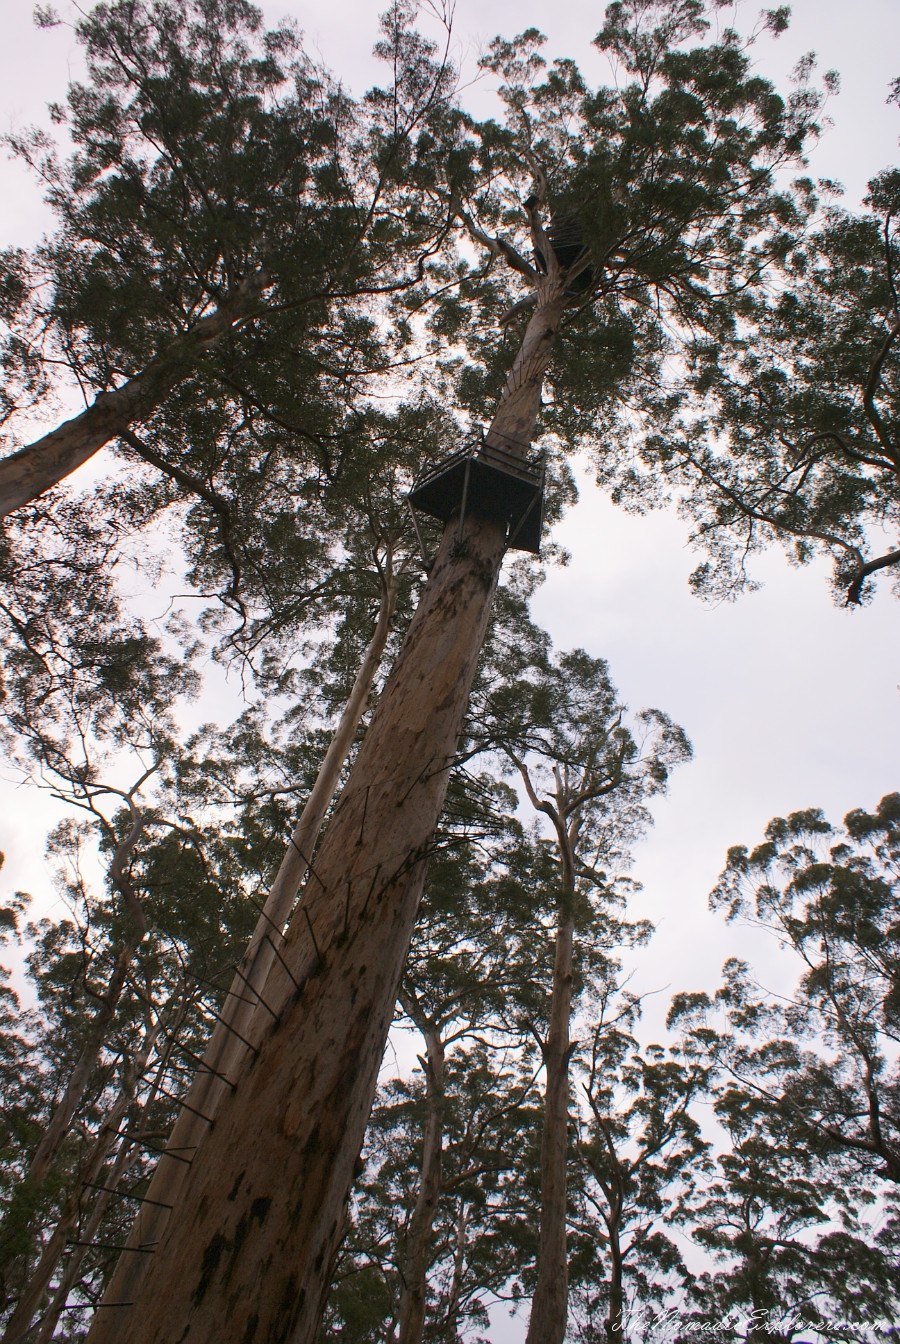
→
(9, 0, 431, 376)
(631, 172, 900, 604)
(708, 792, 900, 1185)
(667, 794, 900, 1343)
(678, 1087, 900, 1343)
(436, 0, 827, 479)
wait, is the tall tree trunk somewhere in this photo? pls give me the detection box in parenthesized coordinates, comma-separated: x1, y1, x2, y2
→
(525, 908, 575, 1344)
(86, 292, 565, 1344)
(517, 767, 581, 1344)
(396, 997, 445, 1344)
(0, 274, 266, 519)
(92, 567, 399, 1319)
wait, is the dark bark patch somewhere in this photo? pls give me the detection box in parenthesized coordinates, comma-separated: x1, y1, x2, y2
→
(231, 1210, 252, 1264)
(192, 1231, 227, 1306)
(250, 1195, 272, 1224)
(227, 1170, 246, 1202)
(226, 1194, 272, 1280)
(241, 1312, 259, 1344)
(291, 976, 309, 1004)
(277, 1272, 299, 1326)
(303, 1123, 320, 1155)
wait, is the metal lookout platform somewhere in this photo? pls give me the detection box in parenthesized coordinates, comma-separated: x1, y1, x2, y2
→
(407, 441, 546, 555)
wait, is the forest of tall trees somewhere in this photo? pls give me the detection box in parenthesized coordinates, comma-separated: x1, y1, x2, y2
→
(0, 1, 897, 1342)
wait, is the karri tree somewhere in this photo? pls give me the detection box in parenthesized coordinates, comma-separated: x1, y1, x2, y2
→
(483, 648, 690, 1344)
(74, 5, 838, 1341)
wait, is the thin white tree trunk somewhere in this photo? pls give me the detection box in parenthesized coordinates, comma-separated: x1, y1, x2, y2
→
(441, 1200, 469, 1340)
(22, 946, 136, 1194)
(86, 292, 565, 1344)
(31, 1057, 168, 1344)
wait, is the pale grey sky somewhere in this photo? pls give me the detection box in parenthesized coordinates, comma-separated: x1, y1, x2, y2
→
(1, 3, 898, 1340)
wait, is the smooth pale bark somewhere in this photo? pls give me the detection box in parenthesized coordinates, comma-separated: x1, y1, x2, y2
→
(87, 291, 565, 1344)
(2, 1020, 161, 1344)
(441, 1200, 469, 1340)
(93, 568, 399, 1317)
(396, 995, 446, 1344)
(0, 274, 266, 519)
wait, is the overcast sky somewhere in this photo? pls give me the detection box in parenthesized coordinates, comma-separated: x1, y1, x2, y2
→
(1, 2, 898, 1339)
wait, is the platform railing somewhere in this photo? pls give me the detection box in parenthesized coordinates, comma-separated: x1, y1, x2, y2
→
(410, 440, 544, 494)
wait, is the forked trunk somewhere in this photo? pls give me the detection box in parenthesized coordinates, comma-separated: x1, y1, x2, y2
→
(93, 569, 399, 1319)
(525, 909, 575, 1344)
(86, 293, 564, 1344)
(0, 275, 265, 519)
